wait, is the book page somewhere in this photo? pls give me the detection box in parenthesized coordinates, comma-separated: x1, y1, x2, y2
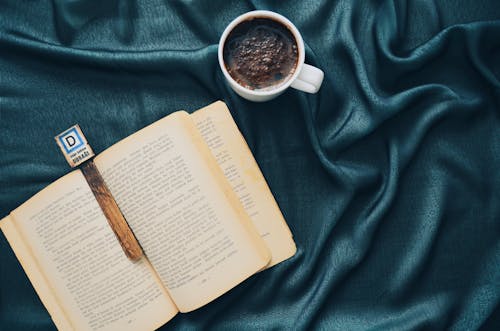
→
(192, 101, 297, 267)
(95, 112, 270, 312)
(1, 215, 73, 331)
(9, 171, 177, 331)
(94, 111, 270, 313)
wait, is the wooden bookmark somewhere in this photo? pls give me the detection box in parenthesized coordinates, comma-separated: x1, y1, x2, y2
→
(55, 125, 143, 261)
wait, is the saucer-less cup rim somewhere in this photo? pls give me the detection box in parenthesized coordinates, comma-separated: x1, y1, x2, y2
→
(218, 10, 305, 97)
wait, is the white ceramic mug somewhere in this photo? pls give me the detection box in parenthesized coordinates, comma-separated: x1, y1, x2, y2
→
(218, 10, 324, 102)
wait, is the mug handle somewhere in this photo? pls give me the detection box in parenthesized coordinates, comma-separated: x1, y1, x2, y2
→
(290, 64, 324, 94)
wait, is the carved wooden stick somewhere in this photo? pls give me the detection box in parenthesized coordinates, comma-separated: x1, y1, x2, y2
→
(81, 161, 143, 261)
(55, 125, 143, 261)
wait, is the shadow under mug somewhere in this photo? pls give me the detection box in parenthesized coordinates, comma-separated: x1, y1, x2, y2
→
(218, 10, 324, 102)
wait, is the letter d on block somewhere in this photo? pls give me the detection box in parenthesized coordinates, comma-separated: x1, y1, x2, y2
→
(55, 125, 94, 168)
(65, 135, 76, 148)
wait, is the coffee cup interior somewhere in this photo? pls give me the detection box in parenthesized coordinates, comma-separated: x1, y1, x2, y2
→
(218, 10, 306, 99)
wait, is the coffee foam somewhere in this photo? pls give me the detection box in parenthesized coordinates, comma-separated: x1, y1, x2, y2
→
(223, 18, 298, 91)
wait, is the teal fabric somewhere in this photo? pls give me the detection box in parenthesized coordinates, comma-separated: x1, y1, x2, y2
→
(1, 1, 499, 330)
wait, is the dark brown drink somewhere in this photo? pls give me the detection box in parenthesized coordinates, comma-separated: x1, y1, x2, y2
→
(223, 18, 299, 90)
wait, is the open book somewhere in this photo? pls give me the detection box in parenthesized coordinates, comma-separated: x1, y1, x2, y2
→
(0, 101, 296, 331)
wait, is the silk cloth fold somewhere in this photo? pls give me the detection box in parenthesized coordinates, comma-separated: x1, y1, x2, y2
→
(1, 1, 499, 330)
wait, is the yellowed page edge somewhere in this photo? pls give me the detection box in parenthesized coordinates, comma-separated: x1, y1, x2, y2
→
(191, 101, 296, 267)
(183, 111, 272, 266)
(178, 112, 272, 311)
(1, 215, 74, 331)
